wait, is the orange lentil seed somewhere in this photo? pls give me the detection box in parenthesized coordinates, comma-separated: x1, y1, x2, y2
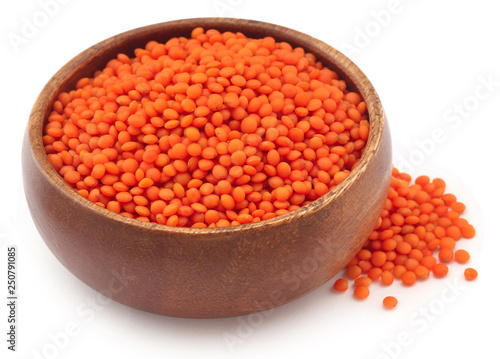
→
(354, 286, 370, 299)
(333, 278, 348, 292)
(383, 296, 398, 309)
(464, 268, 478, 281)
(455, 249, 470, 263)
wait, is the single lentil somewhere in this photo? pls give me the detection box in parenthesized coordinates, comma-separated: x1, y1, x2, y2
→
(333, 278, 348, 292)
(464, 268, 478, 281)
(383, 296, 398, 309)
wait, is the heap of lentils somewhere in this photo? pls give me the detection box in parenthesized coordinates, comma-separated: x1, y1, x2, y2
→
(43, 27, 478, 307)
(333, 168, 477, 308)
(43, 27, 369, 228)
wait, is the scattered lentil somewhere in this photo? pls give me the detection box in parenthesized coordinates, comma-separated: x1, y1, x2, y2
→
(383, 296, 398, 309)
(464, 268, 478, 281)
(333, 278, 348, 292)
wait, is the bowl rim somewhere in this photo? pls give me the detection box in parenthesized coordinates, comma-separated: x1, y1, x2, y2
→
(27, 17, 386, 237)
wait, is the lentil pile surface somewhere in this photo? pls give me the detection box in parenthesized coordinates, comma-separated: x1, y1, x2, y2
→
(43, 28, 369, 228)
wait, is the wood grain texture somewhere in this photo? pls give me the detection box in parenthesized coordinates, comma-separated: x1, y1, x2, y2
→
(22, 18, 392, 318)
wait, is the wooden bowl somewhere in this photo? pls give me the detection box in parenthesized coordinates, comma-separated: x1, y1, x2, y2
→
(22, 18, 392, 318)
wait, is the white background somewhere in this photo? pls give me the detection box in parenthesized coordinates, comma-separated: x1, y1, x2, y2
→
(1, 0, 499, 358)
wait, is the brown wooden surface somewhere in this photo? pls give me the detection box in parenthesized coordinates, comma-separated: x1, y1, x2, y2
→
(22, 18, 392, 318)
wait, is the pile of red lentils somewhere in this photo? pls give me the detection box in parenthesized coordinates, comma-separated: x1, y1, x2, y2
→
(43, 27, 477, 308)
(333, 168, 477, 308)
(44, 27, 368, 228)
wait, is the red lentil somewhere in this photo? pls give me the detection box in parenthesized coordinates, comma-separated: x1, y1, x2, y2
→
(333, 278, 348, 292)
(382, 296, 398, 309)
(454, 249, 470, 263)
(45, 28, 370, 228)
(464, 268, 478, 281)
(354, 276, 373, 287)
(354, 285, 370, 299)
